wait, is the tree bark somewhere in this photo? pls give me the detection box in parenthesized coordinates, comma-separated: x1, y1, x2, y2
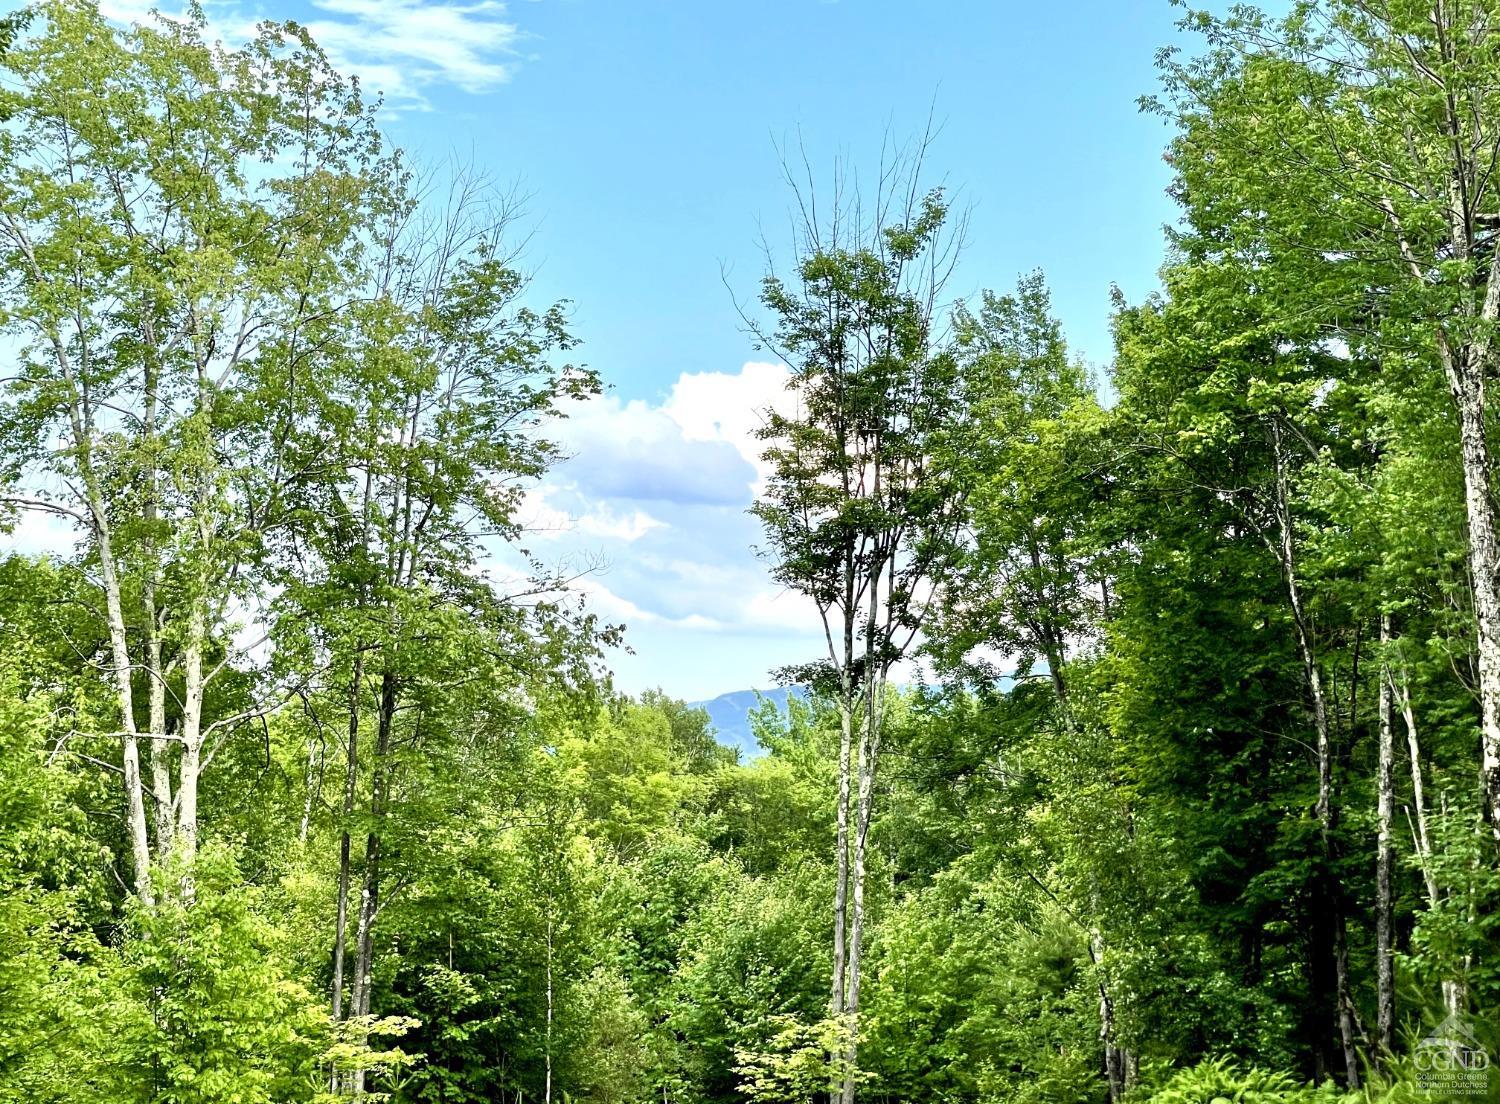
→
(1369, 1, 1500, 840)
(331, 652, 363, 1027)
(544, 914, 554, 1104)
(172, 354, 217, 887)
(1094, 931, 1124, 1104)
(349, 669, 396, 1095)
(1394, 664, 1467, 1015)
(1269, 422, 1360, 1088)
(142, 349, 174, 862)
(100, 515, 154, 906)
(1332, 922, 1360, 1088)
(84, 444, 153, 905)
(29, 251, 155, 905)
(838, 546, 893, 1104)
(830, 697, 853, 1025)
(299, 725, 322, 845)
(839, 671, 883, 1104)
(827, 555, 858, 1104)
(1447, 360, 1500, 837)
(1375, 616, 1396, 1057)
(173, 600, 207, 900)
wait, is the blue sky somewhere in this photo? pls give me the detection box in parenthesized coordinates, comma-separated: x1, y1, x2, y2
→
(102, 0, 1188, 700)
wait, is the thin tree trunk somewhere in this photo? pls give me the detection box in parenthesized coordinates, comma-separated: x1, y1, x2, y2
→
(839, 679, 880, 1104)
(142, 351, 173, 862)
(1269, 422, 1360, 1088)
(1376, 616, 1396, 1057)
(1398, 672, 1438, 907)
(1394, 665, 1467, 1015)
(331, 652, 363, 1027)
(173, 353, 217, 889)
(85, 458, 153, 905)
(1428, 61, 1500, 835)
(1388, 28, 1500, 832)
(1047, 634, 1128, 1094)
(827, 558, 858, 1104)
(148, 740, 174, 857)
(145, 598, 172, 861)
(349, 669, 396, 1095)
(1332, 923, 1360, 1086)
(839, 551, 889, 1104)
(32, 263, 154, 905)
(100, 522, 153, 906)
(334, 466, 377, 1046)
(545, 915, 554, 1104)
(174, 601, 206, 896)
(1381, 161, 1500, 834)
(1094, 933, 1126, 1101)
(830, 697, 853, 1023)
(1093, 932, 1124, 1104)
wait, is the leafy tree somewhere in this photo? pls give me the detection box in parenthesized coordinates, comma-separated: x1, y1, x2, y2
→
(748, 136, 973, 1103)
(1152, 0, 1500, 838)
(931, 272, 1103, 698)
(0, 0, 400, 901)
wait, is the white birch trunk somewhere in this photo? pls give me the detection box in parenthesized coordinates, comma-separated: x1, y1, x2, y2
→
(839, 690, 879, 1104)
(174, 600, 207, 892)
(332, 656, 362, 1028)
(1395, 668, 1467, 1015)
(97, 494, 154, 906)
(1375, 616, 1396, 1056)
(1448, 362, 1500, 837)
(830, 697, 853, 1026)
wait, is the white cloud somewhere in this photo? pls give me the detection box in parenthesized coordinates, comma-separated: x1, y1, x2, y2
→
(549, 390, 758, 506)
(579, 509, 664, 543)
(661, 361, 793, 493)
(742, 586, 822, 634)
(519, 361, 826, 681)
(540, 360, 793, 509)
(573, 576, 725, 632)
(520, 486, 665, 543)
(306, 0, 524, 108)
(96, 0, 260, 45)
(97, 0, 527, 112)
(3, 360, 819, 700)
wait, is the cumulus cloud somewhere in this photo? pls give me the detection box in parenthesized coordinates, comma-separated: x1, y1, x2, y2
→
(3, 360, 819, 699)
(522, 362, 821, 662)
(546, 360, 791, 507)
(550, 394, 757, 507)
(662, 361, 792, 492)
(573, 576, 725, 632)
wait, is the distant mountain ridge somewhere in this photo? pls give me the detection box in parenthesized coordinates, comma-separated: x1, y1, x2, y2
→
(689, 686, 807, 758)
(692, 677, 1018, 757)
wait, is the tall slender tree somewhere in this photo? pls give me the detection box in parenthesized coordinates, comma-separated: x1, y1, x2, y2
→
(749, 136, 971, 1104)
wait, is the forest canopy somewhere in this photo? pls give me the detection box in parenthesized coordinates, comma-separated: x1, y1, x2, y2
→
(0, 2, 1497, 1103)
